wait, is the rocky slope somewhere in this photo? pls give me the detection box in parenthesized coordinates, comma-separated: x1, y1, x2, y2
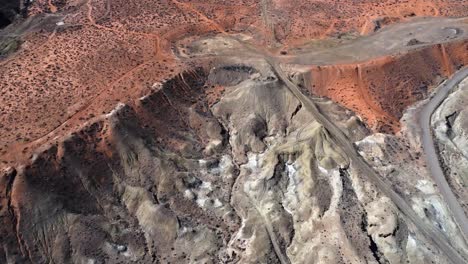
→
(1, 1, 468, 264)
(0, 0, 467, 159)
(1, 57, 467, 263)
(432, 77, 468, 216)
(308, 41, 468, 133)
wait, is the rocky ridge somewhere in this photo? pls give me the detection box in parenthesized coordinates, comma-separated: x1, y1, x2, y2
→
(1, 57, 467, 263)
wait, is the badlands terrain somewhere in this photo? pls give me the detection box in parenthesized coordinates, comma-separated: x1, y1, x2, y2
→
(1, 0, 468, 263)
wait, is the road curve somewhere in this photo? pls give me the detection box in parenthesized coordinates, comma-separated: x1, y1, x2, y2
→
(210, 32, 468, 264)
(419, 67, 468, 240)
(267, 58, 468, 264)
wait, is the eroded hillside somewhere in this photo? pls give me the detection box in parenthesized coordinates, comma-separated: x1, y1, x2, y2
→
(1, 1, 468, 264)
(2, 60, 467, 263)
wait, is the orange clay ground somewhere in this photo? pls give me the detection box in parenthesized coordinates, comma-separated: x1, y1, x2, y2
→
(308, 41, 468, 133)
(1, 0, 467, 164)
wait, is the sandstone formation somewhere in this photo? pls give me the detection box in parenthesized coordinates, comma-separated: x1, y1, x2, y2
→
(1, 59, 466, 264)
(1, 1, 468, 264)
(0, 0, 467, 160)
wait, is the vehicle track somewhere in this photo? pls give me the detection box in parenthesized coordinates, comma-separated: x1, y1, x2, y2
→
(215, 35, 468, 263)
(268, 58, 468, 264)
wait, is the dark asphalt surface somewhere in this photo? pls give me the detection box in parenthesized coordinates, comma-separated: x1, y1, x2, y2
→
(419, 67, 468, 241)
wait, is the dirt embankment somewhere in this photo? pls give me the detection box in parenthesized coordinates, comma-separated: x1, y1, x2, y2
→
(1, 54, 463, 264)
(0, 68, 234, 263)
(1, 0, 467, 162)
(308, 40, 468, 133)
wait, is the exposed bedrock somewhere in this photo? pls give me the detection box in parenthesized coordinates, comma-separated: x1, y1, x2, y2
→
(0, 59, 465, 263)
(432, 77, 468, 217)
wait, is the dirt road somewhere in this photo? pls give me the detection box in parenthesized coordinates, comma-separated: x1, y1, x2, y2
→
(289, 17, 468, 65)
(184, 16, 468, 263)
(268, 59, 468, 264)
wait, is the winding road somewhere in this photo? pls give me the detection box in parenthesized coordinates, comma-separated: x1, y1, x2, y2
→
(418, 67, 468, 240)
(269, 59, 468, 264)
(185, 16, 468, 263)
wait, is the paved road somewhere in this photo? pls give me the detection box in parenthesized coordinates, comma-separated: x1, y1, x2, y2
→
(418, 67, 468, 240)
(190, 17, 468, 67)
(188, 17, 468, 263)
(268, 59, 468, 264)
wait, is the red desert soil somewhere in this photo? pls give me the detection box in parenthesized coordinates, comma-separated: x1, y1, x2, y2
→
(0, 0, 467, 165)
(308, 41, 468, 133)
